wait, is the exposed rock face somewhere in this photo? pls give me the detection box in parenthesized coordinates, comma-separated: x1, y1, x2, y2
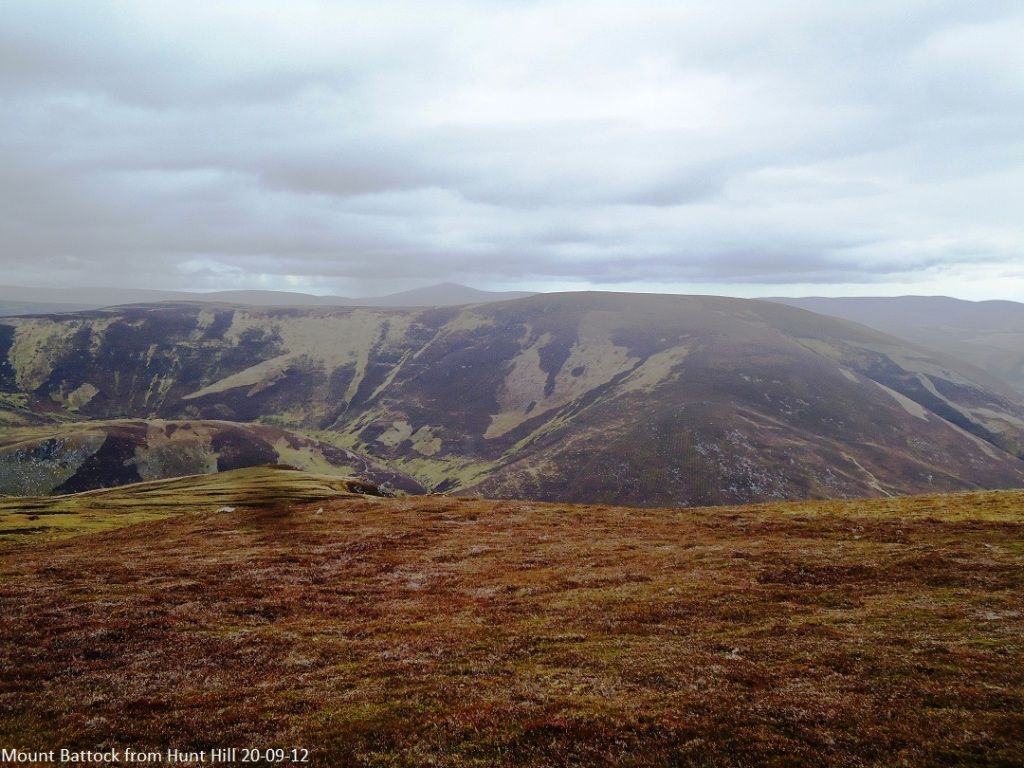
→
(1, 292, 1022, 505)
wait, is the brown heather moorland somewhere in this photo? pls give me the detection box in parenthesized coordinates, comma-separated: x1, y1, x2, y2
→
(1, 468, 1023, 766)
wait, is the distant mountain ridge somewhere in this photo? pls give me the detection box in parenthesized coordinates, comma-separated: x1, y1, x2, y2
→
(0, 282, 535, 316)
(1, 291, 1022, 506)
(767, 296, 1024, 394)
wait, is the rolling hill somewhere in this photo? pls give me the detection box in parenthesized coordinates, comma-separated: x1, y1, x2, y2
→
(1, 292, 1023, 505)
(2, 467, 1022, 765)
(769, 296, 1024, 395)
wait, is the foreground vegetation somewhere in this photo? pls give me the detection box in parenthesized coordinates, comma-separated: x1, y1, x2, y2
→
(1, 469, 1022, 766)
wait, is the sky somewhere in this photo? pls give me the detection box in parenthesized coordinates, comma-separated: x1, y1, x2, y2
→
(1, 1, 1023, 300)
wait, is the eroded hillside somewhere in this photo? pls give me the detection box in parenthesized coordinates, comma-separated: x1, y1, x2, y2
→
(1, 293, 1023, 505)
(0, 420, 424, 496)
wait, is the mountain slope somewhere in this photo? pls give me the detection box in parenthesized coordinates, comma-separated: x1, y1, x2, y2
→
(768, 296, 1024, 394)
(1, 292, 1022, 505)
(0, 419, 424, 496)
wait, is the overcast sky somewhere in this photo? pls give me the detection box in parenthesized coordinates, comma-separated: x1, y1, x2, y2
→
(2, 1, 1022, 299)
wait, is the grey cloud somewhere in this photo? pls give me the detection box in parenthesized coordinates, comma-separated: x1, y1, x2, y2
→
(0, 0, 1022, 298)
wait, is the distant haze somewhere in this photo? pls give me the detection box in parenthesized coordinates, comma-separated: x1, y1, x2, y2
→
(1, 2, 1023, 300)
(769, 295, 1024, 394)
(0, 282, 533, 314)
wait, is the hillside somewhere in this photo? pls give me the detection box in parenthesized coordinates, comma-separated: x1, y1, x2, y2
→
(769, 296, 1024, 395)
(1, 469, 1022, 766)
(1, 292, 1023, 505)
(0, 420, 424, 496)
(0, 465, 384, 543)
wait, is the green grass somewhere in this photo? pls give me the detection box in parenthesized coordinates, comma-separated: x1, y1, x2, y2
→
(0, 465, 375, 544)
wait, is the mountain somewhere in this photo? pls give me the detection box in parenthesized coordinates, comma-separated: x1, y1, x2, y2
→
(0, 282, 535, 314)
(0, 285, 197, 307)
(198, 283, 534, 307)
(350, 282, 534, 307)
(0, 300, 99, 318)
(1, 292, 1023, 505)
(768, 296, 1024, 394)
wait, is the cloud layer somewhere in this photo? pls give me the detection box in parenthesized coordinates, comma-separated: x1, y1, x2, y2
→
(2, 1, 1022, 298)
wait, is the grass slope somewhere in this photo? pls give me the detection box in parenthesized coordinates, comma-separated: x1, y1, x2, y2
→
(1, 470, 1022, 766)
(0, 466, 380, 543)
